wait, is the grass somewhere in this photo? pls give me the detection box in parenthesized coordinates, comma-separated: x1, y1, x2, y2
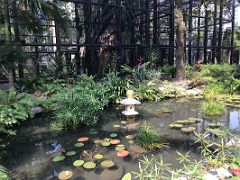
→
(137, 123, 166, 150)
(0, 166, 9, 180)
(201, 101, 225, 116)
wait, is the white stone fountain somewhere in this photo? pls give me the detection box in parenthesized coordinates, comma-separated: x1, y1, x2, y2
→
(120, 90, 141, 124)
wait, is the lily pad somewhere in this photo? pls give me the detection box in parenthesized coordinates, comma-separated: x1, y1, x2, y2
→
(113, 124, 120, 128)
(66, 151, 76, 156)
(169, 123, 183, 128)
(125, 135, 134, 140)
(181, 127, 196, 133)
(101, 160, 115, 168)
(115, 146, 125, 151)
(74, 143, 84, 148)
(110, 133, 118, 138)
(121, 121, 127, 125)
(83, 162, 96, 170)
(58, 170, 73, 180)
(94, 154, 104, 160)
(117, 150, 129, 157)
(128, 140, 134, 144)
(94, 139, 103, 144)
(208, 123, 222, 128)
(110, 139, 120, 145)
(77, 137, 89, 142)
(73, 160, 84, 167)
(53, 155, 65, 162)
(175, 119, 195, 124)
(188, 117, 203, 122)
(101, 141, 111, 147)
(122, 173, 132, 180)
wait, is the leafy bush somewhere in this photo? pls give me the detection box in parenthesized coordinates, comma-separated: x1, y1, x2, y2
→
(48, 75, 110, 129)
(160, 65, 176, 78)
(185, 64, 195, 79)
(133, 81, 164, 101)
(201, 101, 225, 116)
(103, 72, 129, 103)
(203, 83, 226, 101)
(200, 64, 235, 79)
(0, 91, 41, 135)
(0, 166, 9, 180)
(137, 124, 166, 150)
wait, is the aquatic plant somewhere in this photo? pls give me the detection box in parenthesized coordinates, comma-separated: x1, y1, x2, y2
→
(48, 75, 110, 128)
(137, 124, 166, 151)
(83, 162, 96, 169)
(0, 165, 9, 180)
(58, 170, 73, 180)
(73, 160, 84, 167)
(201, 101, 225, 116)
(101, 160, 115, 168)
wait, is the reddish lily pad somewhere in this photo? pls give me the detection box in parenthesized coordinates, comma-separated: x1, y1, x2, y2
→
(110, 139, 120, 145)
(77, 137, 89, 142)
(117, 150, 129, 157)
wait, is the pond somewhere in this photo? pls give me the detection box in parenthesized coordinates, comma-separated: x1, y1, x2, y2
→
(1, 99, 240, 179)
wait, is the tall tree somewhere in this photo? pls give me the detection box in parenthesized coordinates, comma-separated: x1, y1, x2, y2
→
(175, 1, 186, 81)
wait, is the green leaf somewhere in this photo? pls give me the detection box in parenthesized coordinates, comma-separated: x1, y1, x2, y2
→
(122, 173, 131, 180)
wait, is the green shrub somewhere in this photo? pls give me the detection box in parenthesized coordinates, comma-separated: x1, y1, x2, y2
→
(201, 101, 225, 116)
(48, 75, 110, 129)
(0, 91, 41, 135)
(137, 123, 166, 150)
(103, 72, 129, 103)
(0, 166, 9, 180)
(185, 64, 195, 79)
(203, 83, 226, 101)
(160, 65, 176, 78)
(200, 64, 235, 79)
(133, 81, 164, 101)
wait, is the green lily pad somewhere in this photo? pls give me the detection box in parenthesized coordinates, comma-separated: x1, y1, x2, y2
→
(110, 133, 118, 138)
(101, 160, 115, 168)
(175, 119, 195, 124)
(83, 162, 96, 169)
(94, 154, 104, 160)
(125, 135, 134, 140)
(66, 151, 76, 156)
(101, 141, 111, 147)
(74, 143, 84, 148)
(181, 127, 196, 133)
(113, 124, 120, 128)
(188, 117, 203, 122)
(122, 172, 132, 180)
(208, 123, 222, 128)
(53, 155, 65, 162)
(73, 160, 84, 167)
(115, 146, 125, 151)
(169, 123, 183, 128)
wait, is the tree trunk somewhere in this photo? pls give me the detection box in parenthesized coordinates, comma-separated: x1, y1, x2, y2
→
(175, 8, 186, 81)
(4, 0, 15, 91)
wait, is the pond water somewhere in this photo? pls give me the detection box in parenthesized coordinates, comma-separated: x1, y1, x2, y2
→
(1, 99, 240, 180)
